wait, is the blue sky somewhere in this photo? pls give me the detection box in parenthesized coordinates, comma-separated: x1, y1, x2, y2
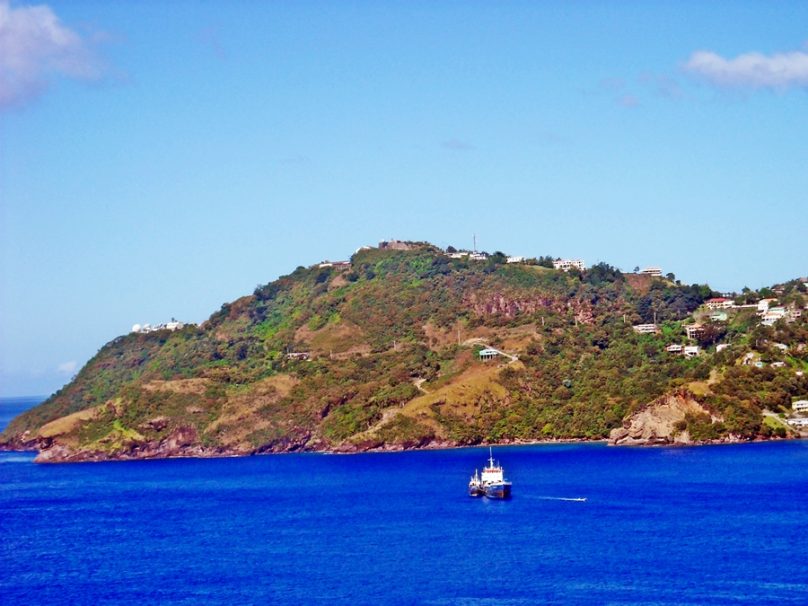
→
(1, 1, 807, 396)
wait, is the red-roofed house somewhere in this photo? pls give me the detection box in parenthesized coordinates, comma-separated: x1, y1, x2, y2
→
(705, 297, 733, 310)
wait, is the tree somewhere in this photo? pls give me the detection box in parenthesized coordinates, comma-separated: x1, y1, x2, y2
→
(446, 245, 457, 253)
(585, 262, 623, 286)
(634, 266, 640, 273)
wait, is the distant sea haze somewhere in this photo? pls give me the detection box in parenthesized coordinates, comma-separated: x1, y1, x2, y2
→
(0, 396, 45, 433)
(2, 421, 808, 604)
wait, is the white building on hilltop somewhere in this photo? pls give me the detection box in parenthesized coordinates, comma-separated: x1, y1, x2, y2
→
(553, 258, 585, 272)
(132, 320, 188, 334)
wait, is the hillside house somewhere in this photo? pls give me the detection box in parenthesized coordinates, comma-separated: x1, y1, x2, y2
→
(709, 311, 729, 322)
(705, 297, 733, 310)
(716, 344, 730, 353)
(478, 348, 501, 361)
(132, 321, 187, 334)
(469, 252, 488, 261)
(787, 417, 808, 428)
(553, 258, 585, 272)
(757, 299, 777, 313)
(684, 345, 700, 358)
(506, 256, 525, 264)
(761, 307, 787, 326)
(633, 324, 659, 335)
(639, 267, 662, 277)
(685, 324, 704, 340)
(665, 344, 684, 354)
(792, 400, 808, 412)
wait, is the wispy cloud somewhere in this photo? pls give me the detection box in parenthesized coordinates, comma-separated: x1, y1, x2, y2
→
(0, 0, 105, 110)
(56, 360, 77, 375)
(684, 44, 808, 90)
(441, 138, 474, 151)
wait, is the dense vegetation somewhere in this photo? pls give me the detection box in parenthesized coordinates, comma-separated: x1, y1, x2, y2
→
(3, 244, 806, 459)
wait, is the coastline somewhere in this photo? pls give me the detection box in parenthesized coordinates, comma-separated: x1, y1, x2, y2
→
(2, 433, 799, 464)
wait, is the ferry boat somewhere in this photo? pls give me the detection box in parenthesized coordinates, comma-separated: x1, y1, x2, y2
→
(468, 448, 512, 499)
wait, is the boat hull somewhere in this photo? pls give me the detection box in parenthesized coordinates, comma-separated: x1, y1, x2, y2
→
(484, 482, 512, 499)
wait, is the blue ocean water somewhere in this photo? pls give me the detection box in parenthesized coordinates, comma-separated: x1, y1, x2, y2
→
(2, 397, 808, 605)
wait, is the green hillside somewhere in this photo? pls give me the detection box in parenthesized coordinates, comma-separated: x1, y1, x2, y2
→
(3, 243, 807, 461)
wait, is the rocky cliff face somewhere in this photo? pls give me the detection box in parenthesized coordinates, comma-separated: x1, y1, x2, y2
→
(609, 389, 725, 446)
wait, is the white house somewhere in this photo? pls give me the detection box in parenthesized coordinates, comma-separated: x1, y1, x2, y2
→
(705, 297, 733, 310)
(478, 348, 501, 361)
(757, 299, 777, 313)
(684, 345, 700, 358)
(666, 344, 684, 354)
(639, 267, 662, 277)
(761, 307, 787, 326)
(793, 400, 808, 412)
(553, 258, 585, 272)
(506, 256, 525, 264)
(787, 417, 808, 428)
(469, 252, 488, 261)
(716, 344, 730, 353)
(633, 324, 659, 335)
(132, 320, 187, 334)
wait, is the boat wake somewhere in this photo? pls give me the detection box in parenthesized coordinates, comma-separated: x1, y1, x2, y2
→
(536, 496, 587, 502)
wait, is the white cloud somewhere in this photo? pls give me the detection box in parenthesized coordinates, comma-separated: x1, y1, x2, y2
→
(56, 360, 77, 375)
(0, 0, 103, 109)
(684, 45, 808, 90)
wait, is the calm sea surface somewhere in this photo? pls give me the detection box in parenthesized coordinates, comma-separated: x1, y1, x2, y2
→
(2, 397, 807, 605)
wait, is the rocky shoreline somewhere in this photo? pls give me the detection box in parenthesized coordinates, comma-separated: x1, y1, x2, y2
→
(0, 386, 788, 464)
(1, 431, 787, 464)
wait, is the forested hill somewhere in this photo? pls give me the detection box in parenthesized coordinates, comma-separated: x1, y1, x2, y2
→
(3, 242, 807, 462)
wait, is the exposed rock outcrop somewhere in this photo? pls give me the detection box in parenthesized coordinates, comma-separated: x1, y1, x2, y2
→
(34, 425, 243, 463)
(609, 389, 724, 446)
